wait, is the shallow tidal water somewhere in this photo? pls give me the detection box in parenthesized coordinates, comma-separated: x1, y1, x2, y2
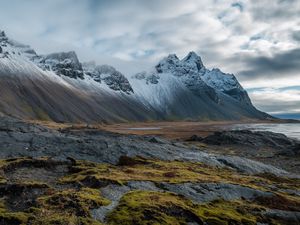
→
(229, 123, 300, 140)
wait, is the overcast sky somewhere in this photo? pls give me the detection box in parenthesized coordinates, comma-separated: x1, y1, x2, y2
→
(0, 0, 299, 116)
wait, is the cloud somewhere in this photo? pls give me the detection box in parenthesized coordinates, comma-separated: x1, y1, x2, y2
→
(238, 48, 300, 80)
(250, 0, 300, 22)
(231, 2, 244, 12)
(248, 87, 300, 114)
(292, 30, 300, 42)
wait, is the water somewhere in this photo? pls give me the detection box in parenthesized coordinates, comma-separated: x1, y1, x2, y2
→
(229, 123, 300, 140)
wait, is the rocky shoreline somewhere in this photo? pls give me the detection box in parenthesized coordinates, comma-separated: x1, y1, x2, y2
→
(0, 116, 299, 224)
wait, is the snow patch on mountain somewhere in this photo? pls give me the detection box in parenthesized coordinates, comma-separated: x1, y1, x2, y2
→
(0, 31, 38, 60)
(129, 73, 187, 110)
(202, 68, 242, 92)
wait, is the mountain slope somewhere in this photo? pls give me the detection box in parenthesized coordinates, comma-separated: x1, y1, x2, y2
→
(0, 31, 157, 123)
(0, 30, 271, 122)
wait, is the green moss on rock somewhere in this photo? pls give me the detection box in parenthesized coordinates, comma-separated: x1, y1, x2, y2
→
(106, 191, 258, 225)
(36, 187, 110, 217)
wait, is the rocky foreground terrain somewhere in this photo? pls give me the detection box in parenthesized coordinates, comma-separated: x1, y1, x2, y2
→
(0, 116, 299, 225)
(186, 130, 300, 174)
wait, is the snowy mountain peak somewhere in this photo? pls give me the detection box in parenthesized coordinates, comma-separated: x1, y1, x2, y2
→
(37, 51, 84, 79)
(44, 51, 79, 63)
(166, 54, 179, 61)
(202, 68, 252, 105)
(155, 54, 180, 73)
(82, 63, 134, 94)
(132, 51, 254, 106)
(0, 30, 38, 61)
(182, 51, 204, 71)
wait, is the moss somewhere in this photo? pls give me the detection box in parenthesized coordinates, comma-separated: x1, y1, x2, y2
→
(253, 194, 300, 212)
(0, 157, 64, 170)
(37, 187, 110, 217)
(0, 200, 28, 225)
(195, 200, 258, 225)
(256, 172, 300, 190)
(0, 177, 7, 185)
(0, 157, 299, 224)
(60, 157, 300, 198)
(15, 187, 110, 225)
(107, 191, 195, 225)
(60, 157, 235, 185)
(107, 191, 258, 225)
(26, 213, 104, 225)
(0, 186, 108, 225)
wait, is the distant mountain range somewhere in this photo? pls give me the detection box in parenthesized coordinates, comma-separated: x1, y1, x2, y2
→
(0, 30, 272, 123)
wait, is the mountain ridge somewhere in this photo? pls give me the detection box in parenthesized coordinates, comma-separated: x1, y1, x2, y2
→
(0, 30, 272, 123)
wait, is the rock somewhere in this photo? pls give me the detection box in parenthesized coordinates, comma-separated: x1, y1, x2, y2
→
(117, 155, 148, 166)
(39, 51, 84, 79)
(203, 130, 300, 156)
(148, 136, 167, 144)
(84, 64, 134, 94)
(216, 155, 290, 176)
(182, 51, 205, 72)
(263, 209, 300, 223)
(91, 185, 130, 222)
(145, 73, 159, 84)
(92, 181, 160, 222)
(159, 182, 273, 203)
(185, 135, 203, 142)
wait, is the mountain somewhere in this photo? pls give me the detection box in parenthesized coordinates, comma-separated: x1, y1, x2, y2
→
(0, 30, 271, 122)
(129, 52, 271, 120)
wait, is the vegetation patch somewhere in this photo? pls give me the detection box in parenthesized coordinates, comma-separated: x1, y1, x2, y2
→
(36, 187, 110, 217)
(0, 187, 109, 225)
(0, 158, 109, 225)
(106, 190, 262, 225)
(0, 200, 28, 225)
(253, 194, 300, 212)
(60, 157, 243, 185)
(0, 157, 298, 224)
(25, 187, 109, 225)
(60, 156, 300, 194)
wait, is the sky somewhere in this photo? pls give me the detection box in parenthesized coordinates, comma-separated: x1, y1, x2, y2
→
(0, 0, 299, 117)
